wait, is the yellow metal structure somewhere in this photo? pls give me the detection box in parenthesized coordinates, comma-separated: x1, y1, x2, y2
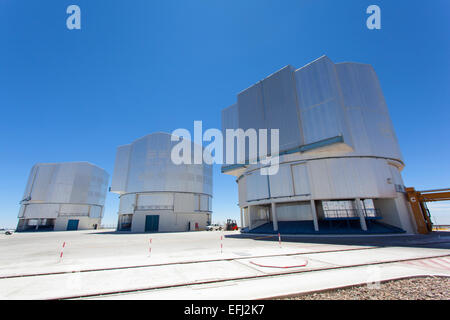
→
(405, 187, 450, 234)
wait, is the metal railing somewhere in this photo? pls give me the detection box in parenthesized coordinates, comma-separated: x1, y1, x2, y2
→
(58, 212, 90, 217)
(100, 224, 118, 230)
(323, 209, 381, 220)
(323, 209, 359, 219)
(135, 205, 173, 211)
(362, 208, 380, 219)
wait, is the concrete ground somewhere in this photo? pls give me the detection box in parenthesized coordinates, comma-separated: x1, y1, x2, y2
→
(0, 230, 449, 299)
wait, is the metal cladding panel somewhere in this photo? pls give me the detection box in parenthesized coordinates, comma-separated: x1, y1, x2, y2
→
(237, 82, 266, 133)
(291, 163, 310, 195)
(277, 203, 312, 221)
(21, 165, 39, 201)
(296, 57, 340, 107)
(340, 106, 373, 155)
(221, 103, 239, 132)
(119, 193, 135, 214)
(60, 204, 89, 215)
(327, 158, 377, 198)
(261, 65, 302, 152)
(199, 194, 209, 211)
(389, 164, 403, 186)
(307, 159, 333, 199)
(308, 158, 395, 199)
(375, 160, 397, 197)
(23, 162, 108, 206)
(68, 164, 90, 204)
(28, 164, 58, 202)
(246, 171, 269, 201)
(110, 145, 131, 193)
(18, 205, 26, 218)
(114, 133, 212, 196)
(269, 165, 294, 198)
(202, 164, 213, 195)
(238, 176, 247, 206)
(235, 82, 266, 163)
(335, 63, 403, 161)
(68, 163, 108, 206)
(89, 206, 102, 218)
(174, 193, 195, 212)
(86, 165, 109, 206)
(339, 158, 371, 198)
(47, 164, 74, 203)
(194, 195, 200, 211)
(233, 66, 302, 156)
(221, 104, 239, 165)
(22, 203, 59, 219)
(137, 193, 173, 207)
(295, 56, 352, 147)
(299, 99, 345, 144)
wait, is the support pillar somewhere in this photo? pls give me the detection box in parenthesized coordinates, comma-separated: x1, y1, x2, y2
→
(310, 199, 319, 232)
(271, 202, 278, 232)
(248, 205, 253, 230)
(240, 207, 244, 229)
(355, 198, 368, 231)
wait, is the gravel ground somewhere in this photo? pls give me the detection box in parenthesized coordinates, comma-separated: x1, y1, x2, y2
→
(284, 277, 450, 300)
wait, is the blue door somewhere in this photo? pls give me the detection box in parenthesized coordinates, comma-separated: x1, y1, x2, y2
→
(67, 219, 79, 231)
(145, 215, 159, 232)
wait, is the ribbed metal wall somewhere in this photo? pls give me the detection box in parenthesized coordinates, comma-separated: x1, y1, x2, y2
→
(18, 162, 109, 224)
(222, 56, 414, 233)
(111, 132, 213, 232)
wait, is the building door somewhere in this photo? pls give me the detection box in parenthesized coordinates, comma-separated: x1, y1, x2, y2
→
(67, 219, 79, 231)
(145, 215, 159, 232)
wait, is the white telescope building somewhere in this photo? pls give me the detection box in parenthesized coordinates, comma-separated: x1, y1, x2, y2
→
(17, 162, 109, 231)
(222, 56, 417, 234)
(111, 132, 213, 233)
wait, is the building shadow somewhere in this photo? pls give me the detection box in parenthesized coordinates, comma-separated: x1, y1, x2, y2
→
(225, 231, 450, 250)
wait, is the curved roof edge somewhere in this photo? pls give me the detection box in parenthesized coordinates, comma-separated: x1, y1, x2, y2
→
(118, 131, 207, 152)
(32, 161, 109, 174)
(237, 64, 295, 96)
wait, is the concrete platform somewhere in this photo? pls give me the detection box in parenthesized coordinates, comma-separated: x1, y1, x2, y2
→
(93, 261, 450, 300)
(0, 230, 449, 299)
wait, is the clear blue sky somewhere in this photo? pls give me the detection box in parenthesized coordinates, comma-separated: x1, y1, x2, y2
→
(0, 0, 449, 228)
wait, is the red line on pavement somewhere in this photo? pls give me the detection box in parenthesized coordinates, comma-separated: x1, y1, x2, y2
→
(427, 259, 450, 270)
(250, 260, 308, 269)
